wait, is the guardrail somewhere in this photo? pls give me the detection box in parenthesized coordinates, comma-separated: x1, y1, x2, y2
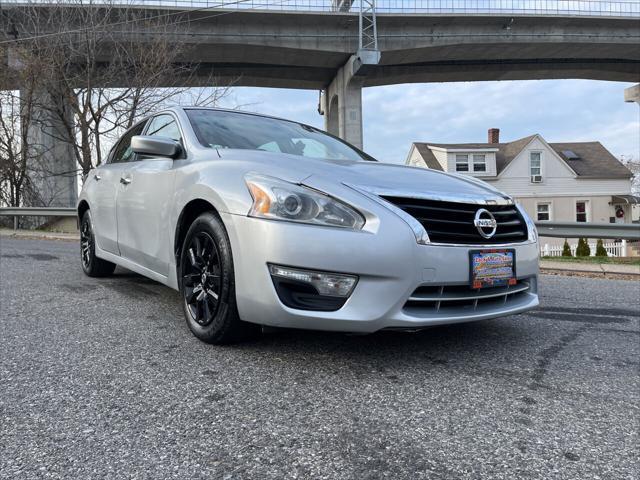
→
(1, 209, 639, 241)
(2, 0, 639, 17)
(535, 221, 640, 241)
(0, 207, 77, 217)
(0, 206, 76, 230)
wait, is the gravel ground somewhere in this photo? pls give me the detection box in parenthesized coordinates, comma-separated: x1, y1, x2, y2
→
(1, 237, 639, 480)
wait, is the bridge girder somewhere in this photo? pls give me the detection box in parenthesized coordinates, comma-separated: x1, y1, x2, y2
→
(2, 8, 638, 87)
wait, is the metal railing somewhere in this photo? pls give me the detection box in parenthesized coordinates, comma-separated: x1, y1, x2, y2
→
(2, 0, 639, 17)
(535, 221, 640, 241)
(1, 209, 639, 241)
(0, 207, 76, 230)
(0, 207, 77, 217)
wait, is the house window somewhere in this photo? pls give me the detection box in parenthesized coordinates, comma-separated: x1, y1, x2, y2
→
(530, 152, 542, 183)
(576, 201, 588, 222)
(472, 154, 486, 172)
(536, 203, 551, 221)
(455, 154, 469, 172)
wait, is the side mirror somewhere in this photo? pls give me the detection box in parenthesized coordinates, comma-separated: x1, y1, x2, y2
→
(131, 135, 181, 159)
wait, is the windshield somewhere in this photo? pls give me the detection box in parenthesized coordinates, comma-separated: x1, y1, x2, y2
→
(186, 109, 376, 162)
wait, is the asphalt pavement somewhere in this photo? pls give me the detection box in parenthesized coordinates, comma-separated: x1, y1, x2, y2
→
(1, 237, 639, 480)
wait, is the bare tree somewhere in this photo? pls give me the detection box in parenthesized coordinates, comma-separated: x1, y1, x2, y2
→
(0, 90, 29, 208)
(621, 155, 640, 196)
(0, 42, 47, 209)
(4, 0, 234, 183)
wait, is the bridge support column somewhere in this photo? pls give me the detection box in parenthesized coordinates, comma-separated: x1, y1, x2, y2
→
(322, 56, 365, 149)
(23, 89, 77, 207)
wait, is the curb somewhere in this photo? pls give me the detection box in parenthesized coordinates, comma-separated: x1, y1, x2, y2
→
(540, 261, 640, 276)
(540, 267, 640, 280)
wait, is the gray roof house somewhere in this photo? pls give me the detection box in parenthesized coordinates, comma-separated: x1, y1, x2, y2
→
(406, 129, 638, 231)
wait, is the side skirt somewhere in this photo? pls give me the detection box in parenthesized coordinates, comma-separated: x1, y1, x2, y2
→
(94, 242, 179, 291)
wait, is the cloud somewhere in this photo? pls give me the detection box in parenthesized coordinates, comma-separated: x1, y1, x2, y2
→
(363, 80, 639, 163)
(224, 80, 639, 164)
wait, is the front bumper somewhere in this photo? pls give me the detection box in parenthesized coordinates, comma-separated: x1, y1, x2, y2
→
(222, 212, 539, 333)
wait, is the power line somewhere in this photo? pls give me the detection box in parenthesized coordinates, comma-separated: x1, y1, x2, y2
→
(0, 0, 290, 45)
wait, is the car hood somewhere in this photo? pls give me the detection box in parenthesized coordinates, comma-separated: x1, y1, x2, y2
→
(305, 160, 511, 204)
(219, 150, 512, 204)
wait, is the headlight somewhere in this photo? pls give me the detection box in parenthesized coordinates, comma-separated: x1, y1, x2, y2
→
(516, 203, 538, 242)
(245, 173, 365, 230)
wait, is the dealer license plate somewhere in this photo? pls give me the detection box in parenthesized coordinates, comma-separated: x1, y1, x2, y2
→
(470, 249, 516, 289)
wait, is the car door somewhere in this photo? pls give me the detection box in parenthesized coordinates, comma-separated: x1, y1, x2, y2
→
(89, 122, 145, 255)
(116, 114, 183, 276)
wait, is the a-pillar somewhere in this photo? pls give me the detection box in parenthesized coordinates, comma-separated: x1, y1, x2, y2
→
(22, 89, 78, 207)
(322, 55, 365, 150)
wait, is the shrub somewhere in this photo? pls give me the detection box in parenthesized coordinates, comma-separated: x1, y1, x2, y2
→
(562, 239, 572, 257)
(576, 238, 591, 257)
(595, 239, 608, 257)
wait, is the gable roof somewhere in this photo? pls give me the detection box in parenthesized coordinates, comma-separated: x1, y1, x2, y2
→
(409, 136, 632, 179)
(548, 142, 632, 178)
(412, 143, 444, 171)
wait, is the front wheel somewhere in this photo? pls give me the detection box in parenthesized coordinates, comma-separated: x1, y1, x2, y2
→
(80, 210, 116, 277)
(179, 212, 260, 344)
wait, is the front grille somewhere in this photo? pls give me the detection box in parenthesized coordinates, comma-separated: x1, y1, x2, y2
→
(381, 196, 528, 244)
(403, 279, 532, 316)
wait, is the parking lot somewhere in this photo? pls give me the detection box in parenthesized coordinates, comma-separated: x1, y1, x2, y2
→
(1, 237, 638, 479)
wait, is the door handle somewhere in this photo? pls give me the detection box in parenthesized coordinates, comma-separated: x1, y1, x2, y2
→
(94, 174, 101, 181)
(120, 177, 131, 185)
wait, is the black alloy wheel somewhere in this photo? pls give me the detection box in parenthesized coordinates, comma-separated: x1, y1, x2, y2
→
(80, 210, 116, 277)
(182, 231, 222, 326)
(179, 212, 260, 344)
(80, 218, 92, 269)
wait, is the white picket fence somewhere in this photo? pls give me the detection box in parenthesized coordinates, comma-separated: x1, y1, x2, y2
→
(540, 240, 628, 257)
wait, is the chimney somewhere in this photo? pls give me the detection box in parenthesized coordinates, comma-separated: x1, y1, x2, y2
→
(488, 128, 500, 144)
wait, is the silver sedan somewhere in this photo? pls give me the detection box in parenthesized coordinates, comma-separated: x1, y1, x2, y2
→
(78, 107, 539, 344)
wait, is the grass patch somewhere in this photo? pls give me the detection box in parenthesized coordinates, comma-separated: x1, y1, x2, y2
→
(541, 256, 640, 266)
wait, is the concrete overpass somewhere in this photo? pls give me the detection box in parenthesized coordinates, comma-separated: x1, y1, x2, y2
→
(3, 3, 640, 139)
(1, 1, 639, 206)
(158, 7, 639, 145)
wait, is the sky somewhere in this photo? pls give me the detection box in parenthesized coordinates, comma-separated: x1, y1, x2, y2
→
(218, 79, 640, 165)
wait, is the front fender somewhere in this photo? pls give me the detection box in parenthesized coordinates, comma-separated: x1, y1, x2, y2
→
(172, 159, 261, 217)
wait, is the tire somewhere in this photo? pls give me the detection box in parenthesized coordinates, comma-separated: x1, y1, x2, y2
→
(179, 212, 260, 344)
(80, 210, 116, 277)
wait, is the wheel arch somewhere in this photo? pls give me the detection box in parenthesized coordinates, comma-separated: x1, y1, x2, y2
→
(77, 200, 90, 225)
(174, 198, 221, 266)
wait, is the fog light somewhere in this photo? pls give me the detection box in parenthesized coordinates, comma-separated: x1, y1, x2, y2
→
(268, 264, 357, 297)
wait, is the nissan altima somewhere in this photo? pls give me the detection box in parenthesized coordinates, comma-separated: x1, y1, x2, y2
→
(78, 107, 539, 344)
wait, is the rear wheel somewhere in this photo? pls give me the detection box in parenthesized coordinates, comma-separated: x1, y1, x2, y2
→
(179, 212, 260, 344)
(80, 210, 116, 277)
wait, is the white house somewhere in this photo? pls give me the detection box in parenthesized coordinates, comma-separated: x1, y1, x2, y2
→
(406, 129, 638, 240)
